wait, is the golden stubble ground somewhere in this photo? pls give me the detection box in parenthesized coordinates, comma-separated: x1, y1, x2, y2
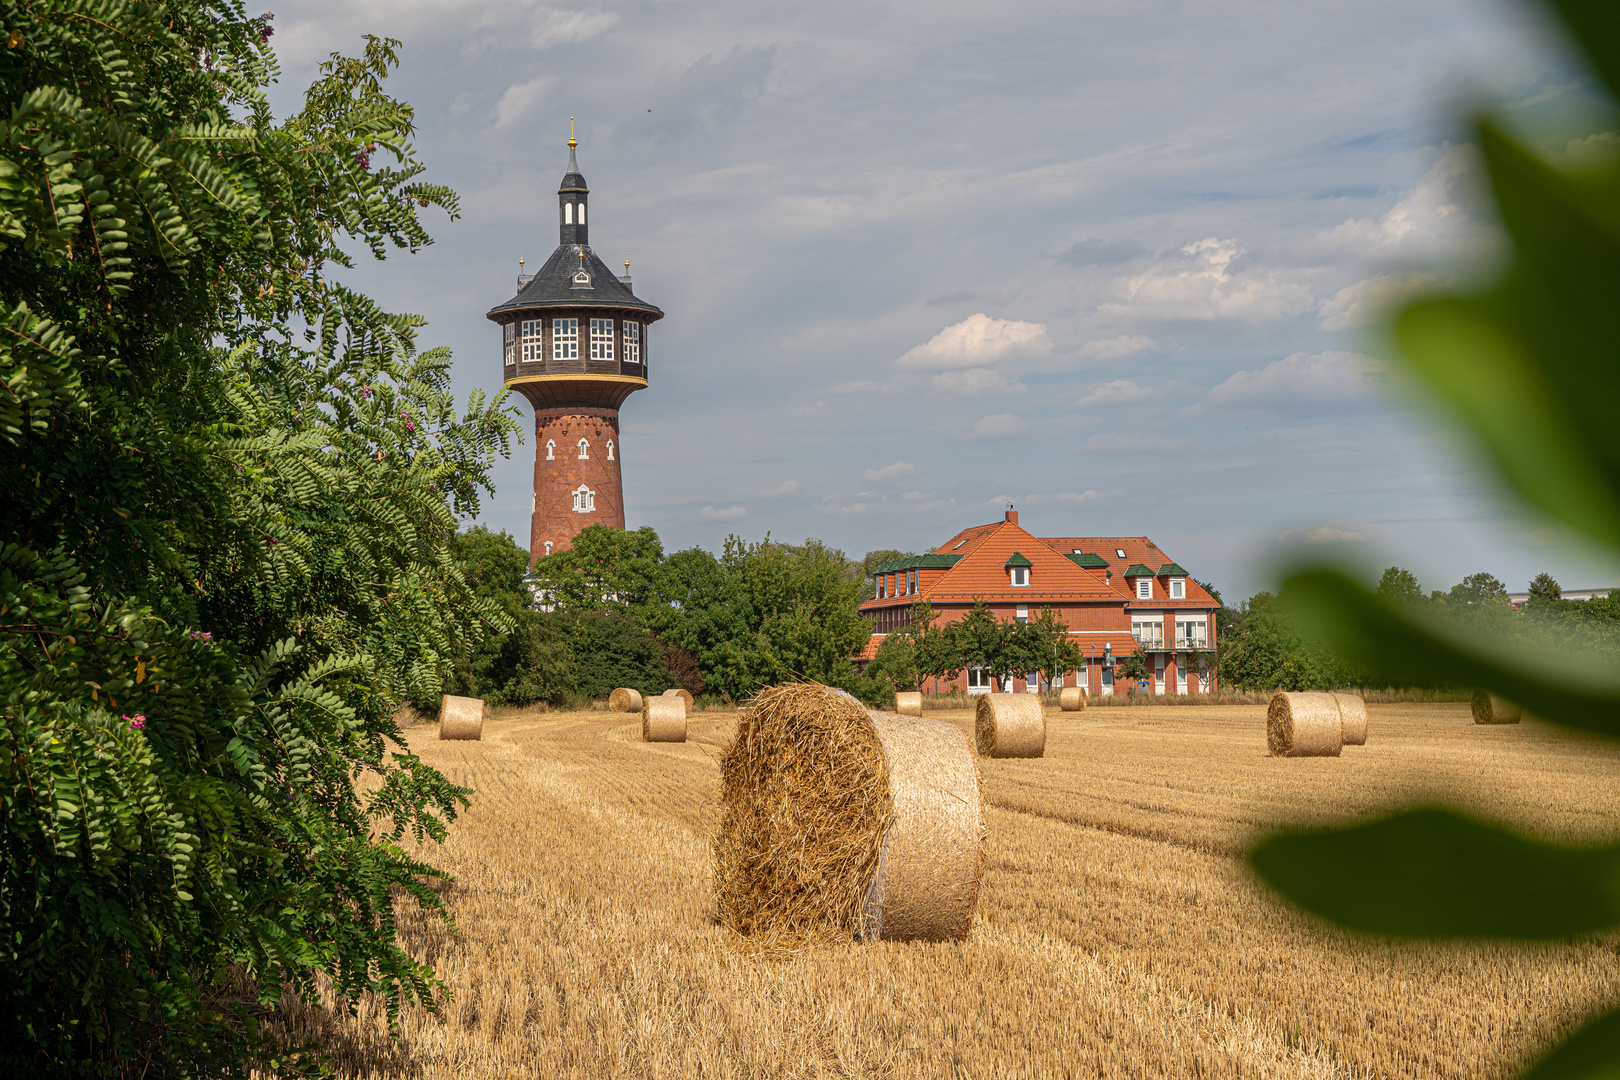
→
(269, 703, 1620, 1079)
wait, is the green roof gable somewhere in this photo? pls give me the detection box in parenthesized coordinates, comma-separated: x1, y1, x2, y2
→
(1158, 562, 1188, 576)
(1004, 551, 1034, 568)
(1123, 563, 1154, 577)
(1065, 552, 1109, 569)
(872, 553, 963, 575)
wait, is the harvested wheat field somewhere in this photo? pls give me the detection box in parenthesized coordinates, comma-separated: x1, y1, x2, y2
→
(269, 703, 1620, 1079)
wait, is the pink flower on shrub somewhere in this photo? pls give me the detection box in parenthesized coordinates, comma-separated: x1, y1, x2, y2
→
(124, 714, 146, 730)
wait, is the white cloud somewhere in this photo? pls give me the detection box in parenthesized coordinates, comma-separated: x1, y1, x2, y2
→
(1318, 272, 1440, 330)
(530, 9, 619, 49)
(864, 461, 917, 482)
(1100, 238, 1315, 322)
(963, 413, 1031, 442)
(494, 76, 553, 128)
(1074, 379, 1155, 408)
(1085, 433, 1192, 455)
(1315, 144, 1486, 261)
(1283, 525, 1369, 544)
(931, 368, 1026, 396)
(1078, 335, 1155, 360)
(760, 480, 798, 496)
(1204, 351, 1384, 412)
(699, 505, 748, 521)
(896, 313, 1053, 372)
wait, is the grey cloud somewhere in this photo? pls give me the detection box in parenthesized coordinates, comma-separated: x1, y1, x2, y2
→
(1056, 237, 1148, 267)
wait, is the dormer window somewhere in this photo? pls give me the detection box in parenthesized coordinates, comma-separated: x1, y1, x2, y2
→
(1005, 551, 1032, 587)
(577, 438, 589, 459)
(1012, 567, 1028, 587)
(1137, 578, 1152, 600)
(1170, 578, 1186, 599)
(572, 270, 591, 286)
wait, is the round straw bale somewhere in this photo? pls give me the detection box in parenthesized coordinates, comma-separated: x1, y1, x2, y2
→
(1472, 691, 1522, 724)
(609, 687, 643, 713)
(663, 687, 695, 709)
(1059, 686, 1085, 712)
(894, 691, 923, 717)
(714, 683, 983, 945)
(1332, 692, 1368, 746)
(974, 693, 1046, 758)
(1266, 692, 1342, 757)
(643, 695, 687, 742)
(439, 695, 484, 741)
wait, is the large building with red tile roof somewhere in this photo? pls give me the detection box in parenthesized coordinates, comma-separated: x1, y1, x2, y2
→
(857, 508, 1219, 696)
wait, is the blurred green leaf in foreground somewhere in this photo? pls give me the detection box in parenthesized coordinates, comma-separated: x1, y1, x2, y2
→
(1249, 2, 1620, 1077)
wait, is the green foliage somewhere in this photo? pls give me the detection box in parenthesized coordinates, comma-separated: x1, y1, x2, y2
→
(1528, 571, 1563, 604)
(0, 6, 518, 1076)
(865, 632, 922, 696)
(1374, 566, 1425, 605)
(1023, 606, 1081, 684)
(954, 600, 1016, 686)
(439, 528, 572, 707)
(1251, 4, 1620, 1076)
(1216, 591, 1359, 691)
(561, 610, 672, 701)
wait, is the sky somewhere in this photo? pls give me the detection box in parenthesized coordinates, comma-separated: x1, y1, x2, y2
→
(267, 0, 1620, 600)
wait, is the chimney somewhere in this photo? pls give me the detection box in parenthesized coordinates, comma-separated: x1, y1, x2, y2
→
(1004, 505, 1018, 526)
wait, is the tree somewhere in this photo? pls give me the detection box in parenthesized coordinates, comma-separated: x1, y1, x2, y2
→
(528, 524, 668, 613)
(1374, 566, 1426, 605)
(1446, 571, 1510, 608)
(1218, 592, 1357, 691)
(561, 610, 672, 700)
(865, 632, 922, 696)
(1254, 7, 1620, 1077)
(1527, 571, 1562, 604)
(440, 528, 573, 707)
(857, 548, 914, 600)
(0, 12, 518, 1076)
(909, 601, 966, 691)
(1024, 606, 1082, 686)
(955, 600, 1017, 689)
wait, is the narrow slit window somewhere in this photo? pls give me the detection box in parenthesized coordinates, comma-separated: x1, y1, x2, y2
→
(564, 202, 573, 225)
(520, 319, 543, 362)
(577, 202, 585, 225)
(577, 438, 589, 460)
(622, 321, 641, 364)
(552, 319, 578, 359)
(590, 319, 615, 360)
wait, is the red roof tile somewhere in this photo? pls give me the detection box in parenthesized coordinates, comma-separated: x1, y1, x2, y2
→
(1040, 535, 1218, 608)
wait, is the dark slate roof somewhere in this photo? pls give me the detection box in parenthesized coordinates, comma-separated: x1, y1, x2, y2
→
(486, 245, 664, 319)
(560, 145, 586, 192)
(872, 553, 963, 574)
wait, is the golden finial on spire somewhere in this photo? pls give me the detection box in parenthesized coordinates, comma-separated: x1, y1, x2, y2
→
(624, 254, 630, 274)
(518, 251, 525, 268)
(568, 117, 576, 151)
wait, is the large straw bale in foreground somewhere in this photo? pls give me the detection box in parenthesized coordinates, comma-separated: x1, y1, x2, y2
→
(1472, 691, 1523, 724)
(439, 695, 484, 741)
(1058, 686, 1085, 712)
(1332, 693, 1368, 746)
(715, 683, 983, 944)
(894, 691, 923, 717)
(1266, 692, 1342, 757)
(609, 687, 643, 713)
(643, 695, 687, 742)
(663, 687, 695, 709)
(975, 693, 1046, 758)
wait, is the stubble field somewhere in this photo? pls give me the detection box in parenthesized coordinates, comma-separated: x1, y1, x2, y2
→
(270, 702, 1620, 1079)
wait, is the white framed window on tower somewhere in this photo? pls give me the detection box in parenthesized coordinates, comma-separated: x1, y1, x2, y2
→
(544, 541, 553, 556)
(1136, 577, 1153, 600)
(520, 319, 543, 362)
(571, 485, 595, 513)
(589, 319, 614, 360)
(577, 202, 585, 225)
(606, 439, 615, 460)
(577, 438, 589, 459)
(622, 321, 641, 364)
(503, 323, 515, 366)
(564, 203, 573, 225)
(544, 439, 555, 461)
(552, 318, 578, 359)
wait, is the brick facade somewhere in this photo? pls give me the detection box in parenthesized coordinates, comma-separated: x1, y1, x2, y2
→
(529, 407, 625, 557)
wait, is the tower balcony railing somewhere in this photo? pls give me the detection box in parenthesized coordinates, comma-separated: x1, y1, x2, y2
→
(1131, 635, 1215, 652)
(507, 358, 647, 380)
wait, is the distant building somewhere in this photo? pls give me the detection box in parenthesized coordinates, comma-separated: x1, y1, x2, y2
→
(1507, 587, 1613, 610)
(857, 508, 1219, 695)
(486, 129, 664, 562)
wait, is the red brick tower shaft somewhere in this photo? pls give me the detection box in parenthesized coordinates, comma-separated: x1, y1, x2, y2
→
(530, 407, 624, 556)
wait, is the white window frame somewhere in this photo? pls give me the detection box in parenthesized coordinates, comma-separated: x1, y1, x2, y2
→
(544, 540, 553, 556)
(1011, 566, 1028, 587)
(545, 439, 555, 461)
(1115, 548, 1127, 558)
(1131, 614, 1164, 646)
(1176, 614, 1209, 649)
(1101, 666, 1114, 696)
(578, 201, 585, 226)
(552, 318, 578, 360)
(503, 322, 515, 366)
(1026, 672, 1040, 694)
(1015, 604, 1029, 624)
(606, 439, 615, 460)
(577, 438, 590, 460)
(571, 485, 596, 513)
(967, 667, 990, 691)
(1177, 663, 1189, 695)
(1154, 654, 1166, 695)
(521, 319, 543, 362)
(590, 319, 615, 360)
(622, 321, 641, 364)
(1136, 577, 1152, 600)
(1170, 577, 1186, 599)
(564, 202, 573, 225)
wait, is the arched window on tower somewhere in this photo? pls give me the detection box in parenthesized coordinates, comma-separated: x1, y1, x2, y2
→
(572, 485, 596, 513)
(578, 202, 585, 226)
(577, 438, 589, 459)
(564, 202, 573, 225)
(606, 439, 615, 460)
(544, 541, 553, 556)
(545, 439, 555, 461)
